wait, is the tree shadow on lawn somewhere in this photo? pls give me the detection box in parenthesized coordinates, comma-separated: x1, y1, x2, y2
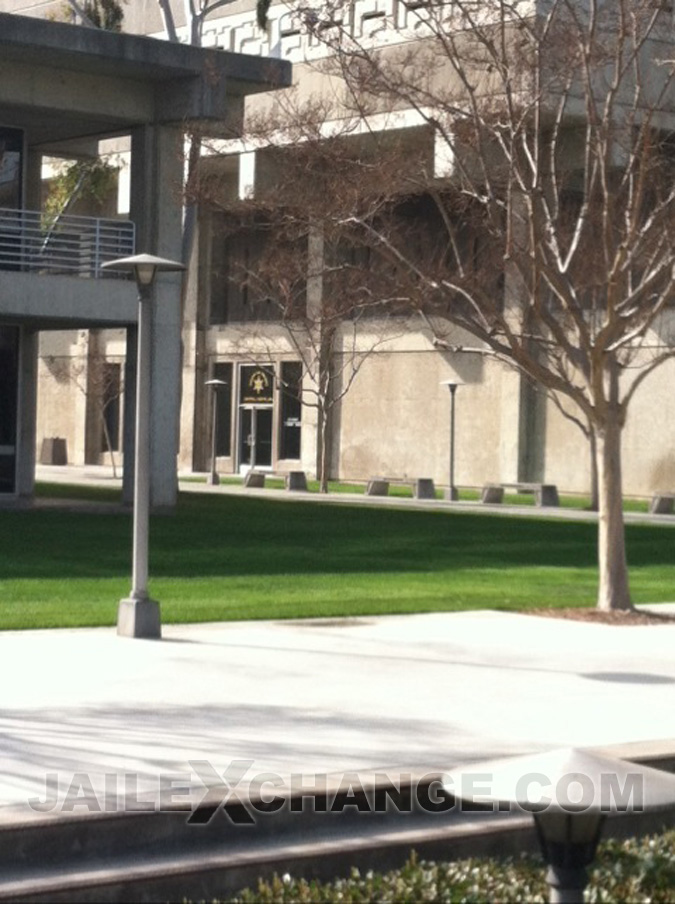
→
(0, 494, 671, 581)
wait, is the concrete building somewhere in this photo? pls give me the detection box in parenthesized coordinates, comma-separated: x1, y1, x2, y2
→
(0, 11, 289, 503)
(5, 1, 675, 499)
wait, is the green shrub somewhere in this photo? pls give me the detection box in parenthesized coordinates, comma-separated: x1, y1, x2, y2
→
(226, 831, 675, 903)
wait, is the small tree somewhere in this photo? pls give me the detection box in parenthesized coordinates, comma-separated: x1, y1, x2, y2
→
(249, 0, 675, 611)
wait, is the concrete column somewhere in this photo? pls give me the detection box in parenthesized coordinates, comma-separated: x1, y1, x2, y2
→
(16, 328, 38, 498)
(498, 366, 523, 483)
(122, 325, 137, 506)
(498, 190, 547, 483)
(179, 212, 205, 472)
(129, 124, 184, 508)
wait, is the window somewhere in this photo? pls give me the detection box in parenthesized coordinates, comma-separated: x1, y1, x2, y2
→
(0, 127, 22, 209)
(210, 217, 307, 324)
(210, 229, 280, 324)
(279, 361, 302, 460)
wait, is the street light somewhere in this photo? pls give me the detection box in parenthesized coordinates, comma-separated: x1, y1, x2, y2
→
(101, 253, 185, 639)
(440, 380, 462, 501)
(444, 747, 675, 904)
(205, 378, 228, 486)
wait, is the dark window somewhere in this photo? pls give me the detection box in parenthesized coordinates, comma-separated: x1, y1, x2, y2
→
(279, 361, 302, 460)
(210, 229, 280, 324)
(210, 219, 307, 324)
(213, 362, 233, 457)
(0, 127, 23, 273)
(0, 127, 22, 209)
(0, 326, 18, 493)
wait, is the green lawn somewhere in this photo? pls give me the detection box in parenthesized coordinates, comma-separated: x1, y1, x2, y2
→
(0, 482, 671, 630)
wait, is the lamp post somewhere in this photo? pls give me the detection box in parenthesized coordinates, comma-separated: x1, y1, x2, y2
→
(205, 378, 227, 486)
(444, 747, 675, 904)
(101, 253, 185, 639)
(440, 380, 461, 501)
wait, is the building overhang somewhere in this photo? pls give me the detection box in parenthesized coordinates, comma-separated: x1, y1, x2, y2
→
(0, 271, 139, 329)
(0, 13, 292, 148)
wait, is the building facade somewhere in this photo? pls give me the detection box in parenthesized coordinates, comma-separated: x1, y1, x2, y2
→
(6, 0, 675, 499)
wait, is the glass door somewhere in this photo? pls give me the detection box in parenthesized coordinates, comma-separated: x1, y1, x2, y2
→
(239, 406, 273, 470)
(238, 364, 274, 472)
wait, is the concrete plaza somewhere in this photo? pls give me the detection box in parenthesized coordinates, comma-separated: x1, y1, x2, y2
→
(0, 605, 673, 822)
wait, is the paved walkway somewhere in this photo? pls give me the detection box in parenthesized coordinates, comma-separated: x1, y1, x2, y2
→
(1, 608, 674, 823)
(0, 465, 670, 824)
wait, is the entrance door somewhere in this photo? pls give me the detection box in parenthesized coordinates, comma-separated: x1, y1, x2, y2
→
(0, 327, 19, 493)
(238, 364, 274, 472)
(239, 406, 273, 470)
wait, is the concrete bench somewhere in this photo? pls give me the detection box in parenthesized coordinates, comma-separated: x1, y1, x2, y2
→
(366, 477, 437, 499)
(244, 471, 266, 488)
(40, 437, 68, 465)
(285, 470, 308, 491)
(481, 482, 559, 507)
(414, 478, 436, 500)
(366, 478, 389, 496)
(650, 494, 675, 515)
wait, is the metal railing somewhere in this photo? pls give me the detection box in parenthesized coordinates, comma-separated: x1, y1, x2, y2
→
(0, 208, 135, 278)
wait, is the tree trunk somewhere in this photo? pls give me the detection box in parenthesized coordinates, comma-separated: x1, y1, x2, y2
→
(588, 424, 599, 512)
(595, 418, 632, 611)
(317, 402, 329, 493)
(101, 415, 118, 479)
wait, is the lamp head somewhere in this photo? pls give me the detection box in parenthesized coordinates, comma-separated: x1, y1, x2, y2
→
(101, 253, 186, 291)
(440, 379, 461, 393)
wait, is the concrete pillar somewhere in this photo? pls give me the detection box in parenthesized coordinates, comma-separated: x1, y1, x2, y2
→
(498, 190, 547, 483)
(497, 366, 547, 483)
(179, 213, 206, 473)
(16, 328, 38, 498)
(122, 325, 137, 506)
(129, 123, 184, 509)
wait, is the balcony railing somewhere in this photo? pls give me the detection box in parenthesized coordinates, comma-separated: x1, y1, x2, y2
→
(0, 208, 135, 278)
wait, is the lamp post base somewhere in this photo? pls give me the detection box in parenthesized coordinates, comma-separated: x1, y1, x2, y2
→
(206, 472, 220, 486)
(117, 597, 162, 639)
(447, 486, 459, 501)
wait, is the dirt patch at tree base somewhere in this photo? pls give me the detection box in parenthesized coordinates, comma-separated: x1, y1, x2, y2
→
(529, 607, 675, 626)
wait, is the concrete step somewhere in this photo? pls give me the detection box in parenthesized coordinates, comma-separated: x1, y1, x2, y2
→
(1, 774, 674, 903)
(0, 809, 533, 903)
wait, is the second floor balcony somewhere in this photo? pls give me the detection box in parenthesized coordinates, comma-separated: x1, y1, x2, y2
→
(0, 208, 135, 279)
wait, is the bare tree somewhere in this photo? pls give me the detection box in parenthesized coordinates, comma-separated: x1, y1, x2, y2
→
(247, 0, 675, 611)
